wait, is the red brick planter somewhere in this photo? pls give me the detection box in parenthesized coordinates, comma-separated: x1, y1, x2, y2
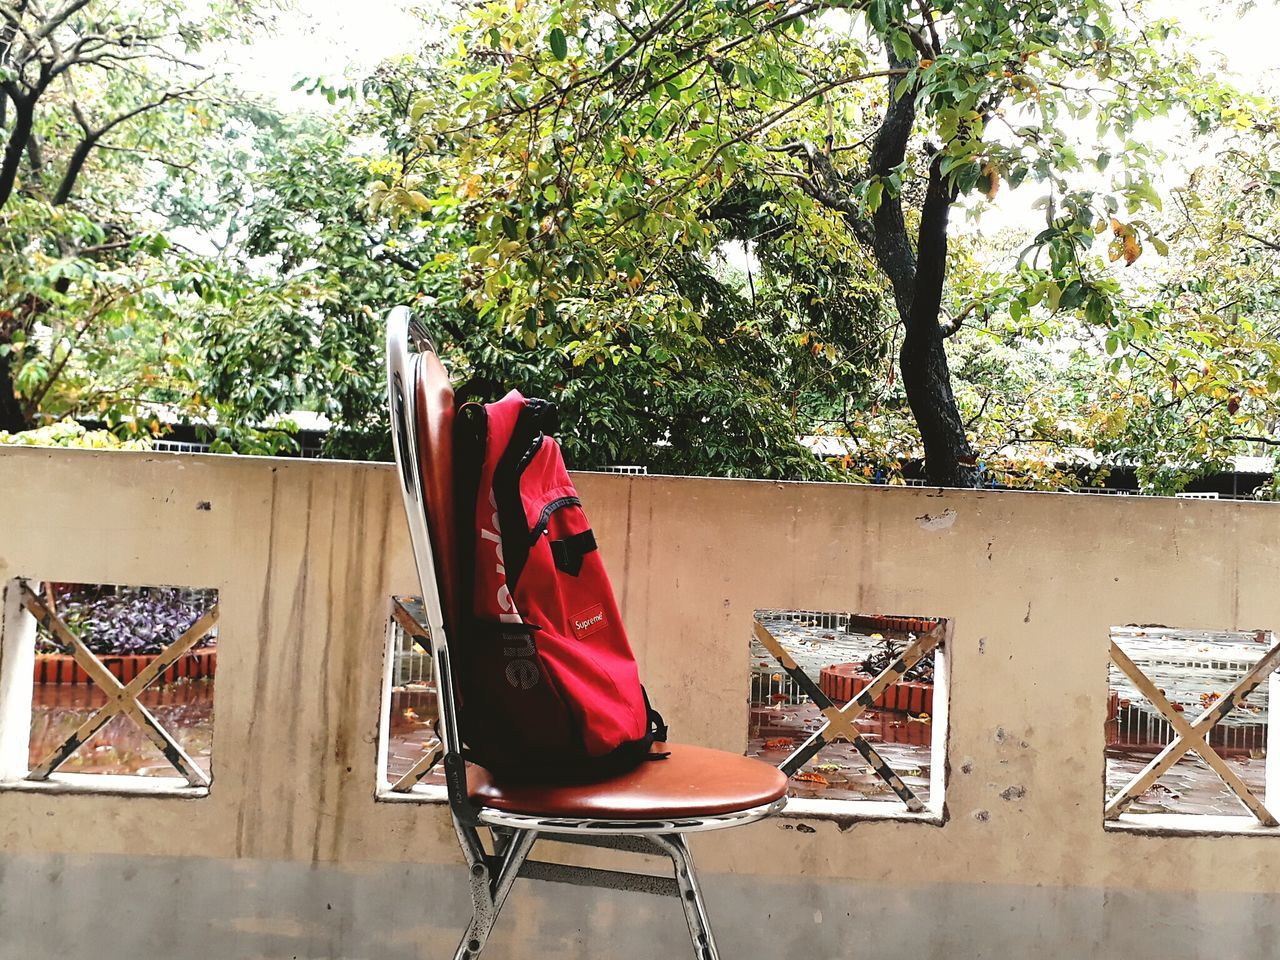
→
(845, 614, 941, 636)
(34, 649, 217, 686)
(818, 662, 934, 715)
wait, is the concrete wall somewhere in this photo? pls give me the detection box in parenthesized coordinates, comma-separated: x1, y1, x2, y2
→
(2, 446, 1280, 959)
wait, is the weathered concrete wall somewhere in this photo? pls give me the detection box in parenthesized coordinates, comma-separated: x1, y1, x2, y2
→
(2, 446, 1280, 959)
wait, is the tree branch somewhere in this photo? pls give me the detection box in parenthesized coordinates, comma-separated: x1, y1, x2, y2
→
(939, 300, 982, 339)
(1226, 434, 1280, 447)
(863, 55, 919, 320)
(914, 0, 942, 58)
(370, 241, 423, 274)
(908, 150, 960, 337)
(1245, 231, 1280, 253)
(0, 88, 34, 208)
(52, 85, 203, 205)
(37, 0, 92, 42)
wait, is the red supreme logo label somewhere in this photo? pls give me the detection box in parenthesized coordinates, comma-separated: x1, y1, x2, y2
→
(571, 603, 607, 640)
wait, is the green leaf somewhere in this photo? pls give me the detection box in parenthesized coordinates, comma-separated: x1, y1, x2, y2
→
(549, 27, 568, 61)
(890, 30, 916, 63)
(864, 180, 884, 213)
(955, 162, 982, 194)
(1058, 281, 1086, 312)
(1086, 294, 1107, 326)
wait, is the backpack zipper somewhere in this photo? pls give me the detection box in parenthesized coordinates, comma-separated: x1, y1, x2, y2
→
(528, 496, 582, 544)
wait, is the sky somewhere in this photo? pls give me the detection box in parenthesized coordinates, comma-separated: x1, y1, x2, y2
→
(232, 1, 1280, 109)
(964, 0, 1280, 239)
(224, 0, 429, 105)
(222, 0, 1280, 265)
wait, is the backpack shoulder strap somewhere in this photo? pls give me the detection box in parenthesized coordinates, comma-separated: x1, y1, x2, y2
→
(453, 401, 487, 621)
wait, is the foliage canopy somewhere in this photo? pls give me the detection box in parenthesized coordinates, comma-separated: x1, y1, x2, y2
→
(3, 0, 1280, 494)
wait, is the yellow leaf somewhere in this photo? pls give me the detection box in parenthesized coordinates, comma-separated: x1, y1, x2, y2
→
(981, 161, 1000, 200)
(1122, 233, 1141, 265)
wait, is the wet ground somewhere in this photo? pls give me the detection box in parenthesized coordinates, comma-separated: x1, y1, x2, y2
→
(29, 680, 439, 786)
(751, 612, 1274, 814)
(27, 617, 1273, 817)
(30, 681, 214, 779)
(1105, 752, 1266, 816)
(1105, 627, 1271, 816)
(385, 687, 446, 787)
(748, 611, 935, 803)
(750, 701, 933, 802)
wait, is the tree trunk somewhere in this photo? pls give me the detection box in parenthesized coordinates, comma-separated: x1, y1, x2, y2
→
(0, 350, 29, 434)
(853, 64, 979, 488)
(0, 96, 34, 209)
(900, 328, 975, 485)
(898, 156, 978, 487)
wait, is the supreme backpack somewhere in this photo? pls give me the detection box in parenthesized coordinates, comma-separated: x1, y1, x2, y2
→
(453, 389, 667, 780)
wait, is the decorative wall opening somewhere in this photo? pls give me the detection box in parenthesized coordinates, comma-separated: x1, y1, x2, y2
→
(1106, 625, 1277, 828)
(377, 596, 444, 798)
(750, 608, 949, 817)
(1, 579, 217, 795)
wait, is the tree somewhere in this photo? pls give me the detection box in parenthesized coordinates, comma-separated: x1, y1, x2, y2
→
(0, 0, 274, 434)
(1069, 130, 1280, 493)
(210, 56, 873, 475)
(399, 0, 1263, 485)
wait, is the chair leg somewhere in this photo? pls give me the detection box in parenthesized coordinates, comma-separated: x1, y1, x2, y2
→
(453, 827, 538, 960)
(653, 834, 721, 960)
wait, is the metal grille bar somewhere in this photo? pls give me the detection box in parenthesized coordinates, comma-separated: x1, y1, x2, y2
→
(389, 595, 443, 791)
(752, 618, 944, 812)
(21, 582, 214, 787)
(1106, 637, 1280, 824)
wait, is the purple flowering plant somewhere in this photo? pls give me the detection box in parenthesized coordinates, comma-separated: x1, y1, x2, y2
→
(36, 584, 218, 656)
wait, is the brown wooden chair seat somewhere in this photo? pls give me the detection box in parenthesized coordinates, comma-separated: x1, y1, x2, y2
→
(469, 743, 788, 823)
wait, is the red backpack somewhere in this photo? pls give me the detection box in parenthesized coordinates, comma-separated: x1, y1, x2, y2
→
(454, 389, 667, 780)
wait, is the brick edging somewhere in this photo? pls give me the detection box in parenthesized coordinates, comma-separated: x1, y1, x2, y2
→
(818, 662, 934, 714)
(33, 649, 217, 685)
(844, 614, 941, 635)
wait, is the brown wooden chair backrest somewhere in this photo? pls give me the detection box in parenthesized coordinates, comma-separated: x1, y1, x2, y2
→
(413, 351, 465, 637)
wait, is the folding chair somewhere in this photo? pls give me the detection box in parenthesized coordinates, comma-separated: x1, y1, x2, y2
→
(385, 306, 788, 960)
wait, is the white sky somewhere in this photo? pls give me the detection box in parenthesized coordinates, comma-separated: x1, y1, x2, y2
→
(963, 1, 1280, 239)
(222, 1, 1279, 263)
(224, 0, 431, 106)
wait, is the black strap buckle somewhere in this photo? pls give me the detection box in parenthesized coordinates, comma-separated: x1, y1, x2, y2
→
(550, 529, 597, 576)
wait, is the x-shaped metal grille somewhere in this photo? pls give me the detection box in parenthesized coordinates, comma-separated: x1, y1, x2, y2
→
(1106, 636, 1280, 825)
(753, 619, 944, 812)
(388, 595, 443, 792)
(22, 581, 214, 787)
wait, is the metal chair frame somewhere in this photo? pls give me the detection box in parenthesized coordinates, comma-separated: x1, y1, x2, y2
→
(385, 307, 784, 960)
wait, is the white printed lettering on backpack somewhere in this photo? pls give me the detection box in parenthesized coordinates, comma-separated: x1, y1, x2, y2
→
(482, 488, 539, 688)
(571, 602, 608, 640)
